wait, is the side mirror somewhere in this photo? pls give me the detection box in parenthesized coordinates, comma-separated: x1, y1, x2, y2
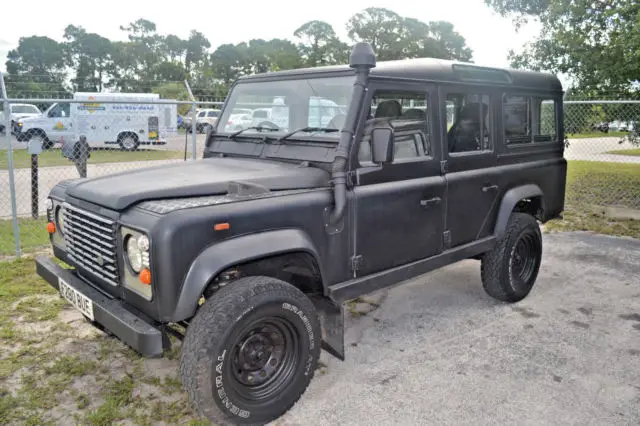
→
(371, 127, 393, 164)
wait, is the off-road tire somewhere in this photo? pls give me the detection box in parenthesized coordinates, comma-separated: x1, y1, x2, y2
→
(180, 276, 321, 425)
(481, 212, 542, 303)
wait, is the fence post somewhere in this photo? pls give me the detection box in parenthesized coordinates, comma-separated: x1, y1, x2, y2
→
(184, 80, 198, 160)
(0, 71, 22, 257)
(190, 103, 197, 159)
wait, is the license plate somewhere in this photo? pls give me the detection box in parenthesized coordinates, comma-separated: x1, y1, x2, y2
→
(59, 278, 94, 321)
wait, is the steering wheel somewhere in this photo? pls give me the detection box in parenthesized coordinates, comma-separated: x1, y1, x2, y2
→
(256, 120, 280, 130)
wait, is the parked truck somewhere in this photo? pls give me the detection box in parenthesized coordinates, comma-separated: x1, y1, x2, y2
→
(17, 92, 178, 150)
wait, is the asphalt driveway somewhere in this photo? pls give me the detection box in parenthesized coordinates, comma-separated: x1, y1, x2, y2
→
(279, 232, 640, 425)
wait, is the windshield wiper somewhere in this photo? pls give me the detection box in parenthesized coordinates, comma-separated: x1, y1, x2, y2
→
(275, 127, 339, 143)
(229, 125, 279, 140)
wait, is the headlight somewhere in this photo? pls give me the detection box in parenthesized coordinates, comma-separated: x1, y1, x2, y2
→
(125, 234, 144, 273)
(55, 206, 65, 234)
(45, 198, 53, 211)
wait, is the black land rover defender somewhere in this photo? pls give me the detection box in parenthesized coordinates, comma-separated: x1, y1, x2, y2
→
(36, 42, 566, 425)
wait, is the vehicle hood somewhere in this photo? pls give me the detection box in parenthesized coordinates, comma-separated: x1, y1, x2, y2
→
(13, 113, 41, 121)
(64, 156, 330, 210)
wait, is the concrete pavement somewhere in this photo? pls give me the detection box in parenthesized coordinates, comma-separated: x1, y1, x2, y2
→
(278, 232, 640, 425)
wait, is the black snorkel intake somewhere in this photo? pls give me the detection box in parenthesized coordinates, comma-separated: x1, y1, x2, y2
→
(328, 42, 376, 225)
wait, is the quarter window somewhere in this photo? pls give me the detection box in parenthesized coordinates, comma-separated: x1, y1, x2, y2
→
(504, 95, 557, 144)
(358, 91, 430, 163)
(445, 93, 491, 154)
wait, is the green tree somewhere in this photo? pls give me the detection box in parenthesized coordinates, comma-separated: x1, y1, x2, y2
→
(294, 20, 350, 66)
(184, 30, 211, 75)
(5, 36, 69, 98)
(346, 7, 473, 61)
(63, 25, 114, 91)
(346, 8, 406, 61)
(485, 0, 640, 94)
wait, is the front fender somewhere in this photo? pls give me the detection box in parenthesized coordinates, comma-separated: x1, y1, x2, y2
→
(171, 228, 324, 322)
(493, 184, 544, 239)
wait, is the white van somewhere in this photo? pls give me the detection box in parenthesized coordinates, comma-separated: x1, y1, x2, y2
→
(17, 92, 178, 150)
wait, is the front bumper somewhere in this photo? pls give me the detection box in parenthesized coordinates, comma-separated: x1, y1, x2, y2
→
(35, 256, 168, 357)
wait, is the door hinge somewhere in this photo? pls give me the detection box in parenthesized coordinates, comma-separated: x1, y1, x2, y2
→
(443, 230, 451, 249)
(351, 255, 363, 273)
(440, 160, 448, 174)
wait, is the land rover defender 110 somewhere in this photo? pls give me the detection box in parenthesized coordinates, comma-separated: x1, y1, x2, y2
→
(36, 42, 566, 424)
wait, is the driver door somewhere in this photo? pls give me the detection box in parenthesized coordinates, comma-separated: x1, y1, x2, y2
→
(350, 82, 445, 277)
(47, 102, 73, 143)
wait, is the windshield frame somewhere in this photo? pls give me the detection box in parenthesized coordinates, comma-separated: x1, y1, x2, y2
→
(214, 73, 355, 143)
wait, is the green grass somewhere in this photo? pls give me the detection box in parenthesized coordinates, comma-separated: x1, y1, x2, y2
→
(0, 216, 48, 256)
(567, 131, 629, 139)
(0, 148, 184, 170)
(565, 160, 640, 209)
(0, 255, 204, 424)
(605, 148, 640, 156)
(545, 210, 640, 240)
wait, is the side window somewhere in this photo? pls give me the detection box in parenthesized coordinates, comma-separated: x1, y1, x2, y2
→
(446, 93, 491, 154)
(358, 90, 430, 164)
(504, 95, 558, 144)
(198, 111, 206, 118)
(48, 103, 70, 118)
(536, 98, 557, 142)
(207, 111, 219, 118)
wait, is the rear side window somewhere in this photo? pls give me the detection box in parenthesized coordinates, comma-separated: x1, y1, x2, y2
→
(504, 95, 557, 144)
(207, 111, 219, 117)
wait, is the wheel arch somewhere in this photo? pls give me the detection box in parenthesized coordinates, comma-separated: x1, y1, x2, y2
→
(493, 184, 545, 239)
(171, 229, 327, 323)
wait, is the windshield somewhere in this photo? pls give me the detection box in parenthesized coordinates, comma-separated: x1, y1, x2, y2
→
(11, 105, 40, 114)
(216, 75, 354, 140)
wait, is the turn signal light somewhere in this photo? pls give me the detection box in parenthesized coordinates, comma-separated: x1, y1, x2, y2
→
(140, 268, 152, 285)
(214, 223, 230, 231)
(46, 222, 56, 234)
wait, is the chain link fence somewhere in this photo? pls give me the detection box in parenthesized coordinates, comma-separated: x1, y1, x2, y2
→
(1, 72, 639, 256)
(562, 100, 640, 214)
(0, 72, 229, 256)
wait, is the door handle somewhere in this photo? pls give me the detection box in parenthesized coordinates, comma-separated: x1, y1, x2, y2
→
(482, 184, 498, 193)
(420, 197, 441, 208)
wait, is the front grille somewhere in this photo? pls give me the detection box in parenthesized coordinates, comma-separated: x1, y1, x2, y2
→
(62, 203, 120, 286)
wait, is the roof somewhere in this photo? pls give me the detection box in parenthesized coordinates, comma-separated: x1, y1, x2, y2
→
(238, 57, 563, 93)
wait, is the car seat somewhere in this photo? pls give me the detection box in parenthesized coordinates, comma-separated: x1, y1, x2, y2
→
(447, 102, 487, 153)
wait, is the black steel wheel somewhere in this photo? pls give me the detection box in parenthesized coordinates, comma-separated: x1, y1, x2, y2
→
(180, 276, 320, 425)
(481, 212, 542, 302)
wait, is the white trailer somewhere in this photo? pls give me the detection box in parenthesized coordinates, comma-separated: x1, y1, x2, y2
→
(18, 92, 178, 151)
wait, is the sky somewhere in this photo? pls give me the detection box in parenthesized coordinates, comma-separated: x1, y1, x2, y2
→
(0, 0, 548, 83)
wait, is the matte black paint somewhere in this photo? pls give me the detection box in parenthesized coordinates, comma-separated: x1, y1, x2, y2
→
(37, 55, 567, 361)
(36, 256, 166, 357)
(64, 157, 331, 210)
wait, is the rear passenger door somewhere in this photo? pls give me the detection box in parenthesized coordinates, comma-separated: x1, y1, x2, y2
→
(441, 86, 501, 248)
(351, 82, 445, 276)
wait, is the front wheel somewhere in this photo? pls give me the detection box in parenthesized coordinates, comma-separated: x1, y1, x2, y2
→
(180, 276, 321, 425)
(481, 212, 542, 303)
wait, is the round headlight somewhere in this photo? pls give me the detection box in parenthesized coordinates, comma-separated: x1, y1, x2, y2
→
(45, 198, 53, 211)
(126, 235, 143, 273)
(55, 207, 65, 234)
(137, 235, 149, 252)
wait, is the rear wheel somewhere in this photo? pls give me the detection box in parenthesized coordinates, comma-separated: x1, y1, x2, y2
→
(118, 133, 139, 151)
(180, 276, 320, 425)
(481, 212, 542, 303)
